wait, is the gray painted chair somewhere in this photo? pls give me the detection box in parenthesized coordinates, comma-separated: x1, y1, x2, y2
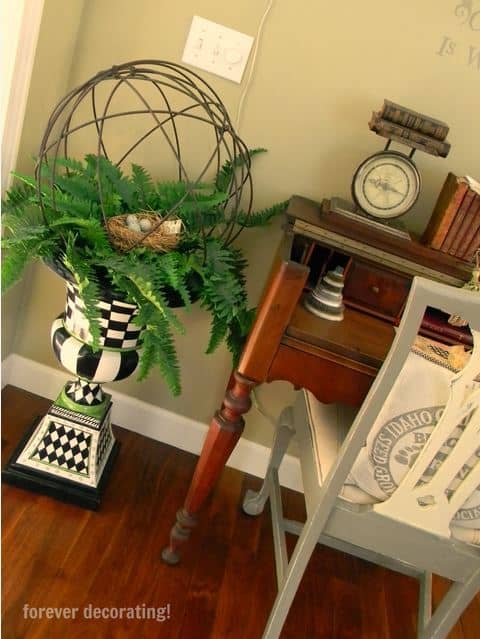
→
(243, 276, 480, 639)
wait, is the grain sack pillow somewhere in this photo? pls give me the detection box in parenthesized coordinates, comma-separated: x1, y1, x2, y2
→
(348, 335, 480, 545)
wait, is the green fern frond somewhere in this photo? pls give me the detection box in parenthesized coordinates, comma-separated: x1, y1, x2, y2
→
(84, 154, 102, 178)
(90, 155, 122, 180)
(225, 307, 256, 365)
(101, 252, 186, 335)
(128, 273, 185, 334)
(203, 275, 244, 319)
(199, 207, 229, 230)
(154, 181, 213, 207)
(1, 245, 37, 291)
(1, 225, 47, 246)
(135, 330, 157, 380)
(62, 239, 102, 349)
(86, 156, 135, 209)
(49, 216, 109, 250)
(2, 193, 45, 228)
(10, 171, 39, 190)
(39, 158, 118, 217)
(106, 169, 136, 210)
(150, 181, 229, 231)
(215, 147, 267, 193)
(1, 197, 52, 289)
(78, 224, 111, 251)
(154, 181, 190, 212)
(199, 241, 252, 359)
(134, 305, 181, 395)
(177, 193, 228, 231)
(226, 322, 244, 367)
(42, 157, 85, 174)
(177, 191, 228, 214)
(204, 240, 246, 282)
(83, 155, 131, 214)
(3, 182, 37, 208)
(237, 200, 288, 227)
(156, 252, 192, 307)
(200, 241, 248, 328)
(205, 315, 228, 354)
(45, 191, 96, 219)
(100, 192, 123, 217)
(53, 174, 100, 203)
(131, 164, 154, 209)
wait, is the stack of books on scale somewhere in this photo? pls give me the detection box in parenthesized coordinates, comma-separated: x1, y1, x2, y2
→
(422, 173, 480, 263)
(369, 100, 450, 158)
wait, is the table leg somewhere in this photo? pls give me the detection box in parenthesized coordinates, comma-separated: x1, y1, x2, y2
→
(161, 371, 256, 565)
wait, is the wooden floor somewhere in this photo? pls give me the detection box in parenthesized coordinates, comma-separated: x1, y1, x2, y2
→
(2, 386, 479, 639)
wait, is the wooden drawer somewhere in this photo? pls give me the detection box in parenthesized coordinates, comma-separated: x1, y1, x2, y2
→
(343, 260, 410, 321)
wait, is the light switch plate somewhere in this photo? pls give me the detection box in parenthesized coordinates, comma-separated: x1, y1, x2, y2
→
(182, 16, 254, 83)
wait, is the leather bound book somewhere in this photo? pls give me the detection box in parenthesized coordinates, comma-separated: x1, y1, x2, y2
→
(422, 173, 470, 250)
(450, 193, 480, 258)
(369, 113, 451, 158)
(443, 188, 477, 254)
(420, 307, 473, 347)
(463, 219, 480, 263)
(379, 100, 449, 141)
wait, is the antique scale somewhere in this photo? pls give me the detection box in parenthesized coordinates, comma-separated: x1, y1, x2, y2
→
(352, 100, 450, 222)
(351, 143, 421, 220)
(304, 100, 451, 321)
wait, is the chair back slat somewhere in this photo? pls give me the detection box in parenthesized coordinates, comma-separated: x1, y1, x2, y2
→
(374, 329, 480, 538)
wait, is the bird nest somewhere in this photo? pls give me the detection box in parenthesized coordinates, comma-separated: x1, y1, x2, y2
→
(105, 213, 182, 252)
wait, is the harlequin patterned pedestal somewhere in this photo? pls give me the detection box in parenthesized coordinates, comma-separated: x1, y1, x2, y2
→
(2, 279, 142, 509)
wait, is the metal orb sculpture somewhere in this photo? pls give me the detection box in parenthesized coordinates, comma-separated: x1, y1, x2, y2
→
(5, 61, 254, 509)
(36, 59, 254, 248)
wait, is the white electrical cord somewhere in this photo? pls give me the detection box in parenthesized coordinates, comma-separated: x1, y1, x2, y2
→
(236, 1, 275, 423)
(235, 0, 275, 132)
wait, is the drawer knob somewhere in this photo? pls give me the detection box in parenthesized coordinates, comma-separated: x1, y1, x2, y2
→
(371, 285, 380, 294)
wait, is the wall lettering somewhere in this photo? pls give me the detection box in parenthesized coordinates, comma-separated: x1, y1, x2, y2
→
(436, 2, 480, 70)
(437, 35, 457, 57)
(455, 1, 480, 30)
(467, 44, 480, 68)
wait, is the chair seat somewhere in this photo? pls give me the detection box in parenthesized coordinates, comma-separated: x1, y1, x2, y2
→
(304, 336, 480, 546)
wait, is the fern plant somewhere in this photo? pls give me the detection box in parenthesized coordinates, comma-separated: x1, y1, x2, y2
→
(2, 151, 286, 395)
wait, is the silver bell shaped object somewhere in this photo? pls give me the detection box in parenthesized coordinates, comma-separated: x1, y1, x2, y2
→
(304, 265, 345, 321)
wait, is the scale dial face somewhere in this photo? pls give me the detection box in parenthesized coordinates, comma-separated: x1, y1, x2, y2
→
(352, 150, 421, 219)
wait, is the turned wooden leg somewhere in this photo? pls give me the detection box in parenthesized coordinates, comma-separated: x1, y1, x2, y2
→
(161, 371, 256, 565)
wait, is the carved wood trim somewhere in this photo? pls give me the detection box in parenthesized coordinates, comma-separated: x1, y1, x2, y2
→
(267, 343, 374, 407)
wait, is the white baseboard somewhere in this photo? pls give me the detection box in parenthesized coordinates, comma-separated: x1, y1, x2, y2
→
(1, 353, 302, 493)
(1, 354, 14, 390)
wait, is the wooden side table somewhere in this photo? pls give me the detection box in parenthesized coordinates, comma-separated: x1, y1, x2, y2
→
(162, 196, 472, 564)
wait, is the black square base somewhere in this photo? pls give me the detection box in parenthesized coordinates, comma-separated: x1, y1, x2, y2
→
(2, 417, 120, 510)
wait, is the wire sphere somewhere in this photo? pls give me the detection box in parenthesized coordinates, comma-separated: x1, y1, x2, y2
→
(35, 59, 254, 248)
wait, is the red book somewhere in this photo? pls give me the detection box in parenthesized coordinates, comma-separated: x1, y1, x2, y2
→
(421, 307, 473, 346)
(443, 189, 477, 254)
(463, 219, 480, 263)
(422, 174, 470, 250)
(452, 193, 480, 258)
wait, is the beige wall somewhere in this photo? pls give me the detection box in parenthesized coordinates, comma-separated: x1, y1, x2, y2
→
(1, 0, 26, 137)
(6, 0, 480, 447)
(2, 0, 85, 359)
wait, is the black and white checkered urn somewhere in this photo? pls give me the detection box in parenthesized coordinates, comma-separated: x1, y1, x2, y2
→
(3, 281, 142, 508)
